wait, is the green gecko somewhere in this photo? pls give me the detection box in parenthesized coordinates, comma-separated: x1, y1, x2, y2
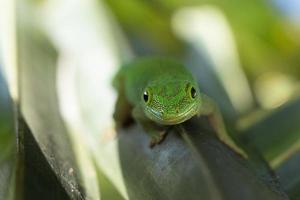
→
(113, 57, 247, 158)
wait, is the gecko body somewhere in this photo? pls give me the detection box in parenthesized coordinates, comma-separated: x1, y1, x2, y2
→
(113, 57, 246, 158)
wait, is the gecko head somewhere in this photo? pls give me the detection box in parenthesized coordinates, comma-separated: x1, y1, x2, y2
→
(141, 79, 201, 125)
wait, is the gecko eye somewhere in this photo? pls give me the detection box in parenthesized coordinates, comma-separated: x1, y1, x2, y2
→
(143, 90, 149, 103)
(190, 87, 197, 99)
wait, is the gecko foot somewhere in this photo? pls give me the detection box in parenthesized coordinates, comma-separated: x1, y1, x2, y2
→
(149, 131, 168, 148)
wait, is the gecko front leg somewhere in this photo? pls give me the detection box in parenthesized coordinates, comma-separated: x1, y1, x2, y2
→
(199, 94, 248, 158)
(132, 105, 168, 147)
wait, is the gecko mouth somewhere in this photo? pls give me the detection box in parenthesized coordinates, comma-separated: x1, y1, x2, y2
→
(145, 103, 199, 125)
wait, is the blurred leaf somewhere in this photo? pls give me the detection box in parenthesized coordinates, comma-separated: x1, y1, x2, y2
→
(182, 0, 300, 78)
(104, 0, 183, 55)
(276, 150, 300, 199)
(0, 70, 14, 154)
(106, 0, 300, 80)
(0, 69, 16, 199)
(96, 166, 124, 200)
(241, 96, 300, 164)
(17, 2, 100, 198)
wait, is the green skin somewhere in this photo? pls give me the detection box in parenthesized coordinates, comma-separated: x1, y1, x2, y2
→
(113, 57, 247, 158)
